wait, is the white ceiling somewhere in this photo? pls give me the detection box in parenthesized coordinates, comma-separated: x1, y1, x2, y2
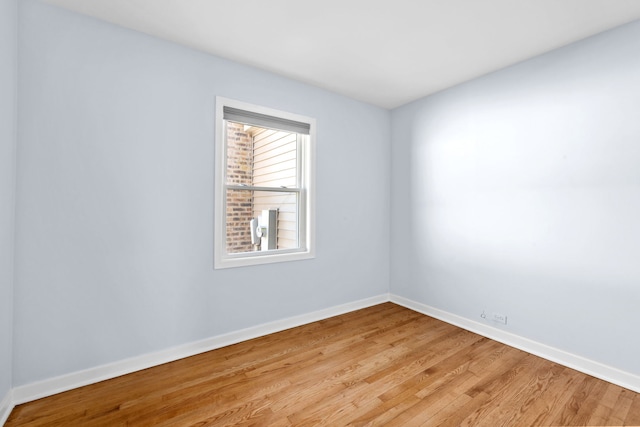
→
(43, 0, 640, 109)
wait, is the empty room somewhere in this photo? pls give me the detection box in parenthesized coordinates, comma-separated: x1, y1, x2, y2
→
(1, 0, 640, 425)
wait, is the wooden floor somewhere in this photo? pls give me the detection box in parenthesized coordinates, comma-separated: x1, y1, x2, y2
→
(6, 303, 640, 426)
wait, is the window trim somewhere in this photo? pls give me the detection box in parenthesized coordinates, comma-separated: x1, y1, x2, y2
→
(214, 97, 316, 269)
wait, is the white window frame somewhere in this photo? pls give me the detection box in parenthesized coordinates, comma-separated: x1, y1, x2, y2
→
(214, 97, 316, 269)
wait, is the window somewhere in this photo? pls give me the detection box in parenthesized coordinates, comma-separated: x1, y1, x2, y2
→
(214, 97, 316, 269)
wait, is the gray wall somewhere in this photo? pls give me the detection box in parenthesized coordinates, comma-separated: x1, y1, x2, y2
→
(13, 0, 390, 386)
(0, 0, 17, 402)
(391, 20, 640, 374)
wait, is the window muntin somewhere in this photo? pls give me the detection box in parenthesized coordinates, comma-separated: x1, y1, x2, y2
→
(215, 98, 315, 269)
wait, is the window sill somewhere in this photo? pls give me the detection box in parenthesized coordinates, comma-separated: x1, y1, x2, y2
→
(214, 249, 315, 269)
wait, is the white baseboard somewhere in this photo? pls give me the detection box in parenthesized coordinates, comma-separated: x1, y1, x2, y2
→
(8, 291, 639, 412)
(0, 389, 13, 426)
(390, 294, 640, 394)
(11, 293, 389, 406)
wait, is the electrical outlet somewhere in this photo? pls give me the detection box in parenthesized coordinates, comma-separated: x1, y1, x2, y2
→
(492, 312, 507, 324)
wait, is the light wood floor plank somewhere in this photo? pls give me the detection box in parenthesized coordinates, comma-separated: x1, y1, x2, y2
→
(6, 303, 638, 426)
(625, 393, 640, 425)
